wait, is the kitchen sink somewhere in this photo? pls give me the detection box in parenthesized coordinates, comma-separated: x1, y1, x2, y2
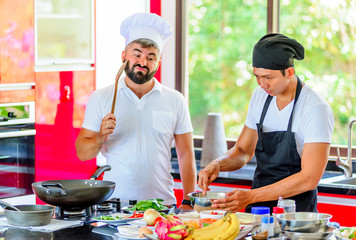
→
(319, 174, 356, 189)
(331, 177, 356, 185)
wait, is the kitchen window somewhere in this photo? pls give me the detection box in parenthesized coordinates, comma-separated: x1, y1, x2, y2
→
(184, 0, 356, 145)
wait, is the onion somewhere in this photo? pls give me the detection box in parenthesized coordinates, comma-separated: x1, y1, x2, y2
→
(143, 209, 161, 225)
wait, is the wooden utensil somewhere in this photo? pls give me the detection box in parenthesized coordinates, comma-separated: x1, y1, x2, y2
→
(111, 60, 128, 114)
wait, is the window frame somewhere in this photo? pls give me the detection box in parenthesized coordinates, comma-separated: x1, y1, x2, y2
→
(176, 0, 355, 159)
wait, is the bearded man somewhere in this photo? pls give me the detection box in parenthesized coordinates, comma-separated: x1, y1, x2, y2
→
(76, 13, 196, 209)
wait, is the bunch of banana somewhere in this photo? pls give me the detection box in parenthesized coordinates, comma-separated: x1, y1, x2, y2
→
(187, 212, 240, 240)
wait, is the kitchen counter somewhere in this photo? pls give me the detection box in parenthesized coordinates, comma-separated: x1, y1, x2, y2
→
(0, 220, 342, 240)
(170, 149, 356, 196)
(0, 224, 112, 240)
(170, 148, 356, 226)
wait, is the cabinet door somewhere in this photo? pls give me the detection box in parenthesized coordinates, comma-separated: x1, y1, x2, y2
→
(35, 70, 96, 182)
(0, 0, 34, 84)
(35, 0, 94, 66)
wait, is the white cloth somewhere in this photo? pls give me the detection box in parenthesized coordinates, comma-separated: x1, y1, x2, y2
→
(245, 83, 334, 157)
(0, 217, 83, 232)
(120, 13, 173, 51)
(82, 77, 193, 205)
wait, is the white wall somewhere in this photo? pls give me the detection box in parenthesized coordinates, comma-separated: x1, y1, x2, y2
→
(96, 0, 176, 90)
(95, 0, 149, 89)
(161, 0, 176, 89)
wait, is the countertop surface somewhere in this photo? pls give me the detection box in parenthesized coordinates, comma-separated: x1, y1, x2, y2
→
(0, 218, 341, 240)
(170, 148, 356, 196)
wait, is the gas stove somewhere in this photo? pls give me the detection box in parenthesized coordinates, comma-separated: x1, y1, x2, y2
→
(54, 198, 122, 222)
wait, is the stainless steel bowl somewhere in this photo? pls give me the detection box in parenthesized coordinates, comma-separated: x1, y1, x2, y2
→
(276, 212, 332, 233)
(283, 225, 336, 239)
(188, 191, 226, 212)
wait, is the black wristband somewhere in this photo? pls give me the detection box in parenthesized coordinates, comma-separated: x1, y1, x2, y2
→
(181, 199, 193, 206)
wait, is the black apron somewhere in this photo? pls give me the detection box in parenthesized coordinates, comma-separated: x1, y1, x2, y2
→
(245, 77, 317, 213)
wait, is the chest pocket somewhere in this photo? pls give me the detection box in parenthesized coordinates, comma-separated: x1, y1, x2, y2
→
(152, 111, 173, 133)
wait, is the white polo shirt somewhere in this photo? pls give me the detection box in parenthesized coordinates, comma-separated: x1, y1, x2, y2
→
(82, 77, 193, 205)
(245, 84, 334, 157)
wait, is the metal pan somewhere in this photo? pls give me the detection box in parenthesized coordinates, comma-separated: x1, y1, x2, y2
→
(32, 165, 115, 210)
(0, 200, 54, 226)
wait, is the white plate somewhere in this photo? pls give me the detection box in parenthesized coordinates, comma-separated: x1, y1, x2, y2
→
(333, 227, 353, 240)
(92, 213, 141, 224)
(128, 219, 155, 229)
(235, 212, 254, 225)
(114, 232, 146, 239)
(114, 226, 157, 240)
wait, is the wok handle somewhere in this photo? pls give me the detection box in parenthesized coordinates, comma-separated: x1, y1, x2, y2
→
(42, 182, 66, 195)
(90, 165, 111, 180)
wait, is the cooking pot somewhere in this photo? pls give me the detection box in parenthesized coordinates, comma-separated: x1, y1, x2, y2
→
(32, 165, 115, 210)
(0, 200, 54, 227)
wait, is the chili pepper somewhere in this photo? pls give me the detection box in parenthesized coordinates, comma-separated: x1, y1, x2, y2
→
(129, 211, 144, 218)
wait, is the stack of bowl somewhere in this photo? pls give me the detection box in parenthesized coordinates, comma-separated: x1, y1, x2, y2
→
(276, 212, 335, 239)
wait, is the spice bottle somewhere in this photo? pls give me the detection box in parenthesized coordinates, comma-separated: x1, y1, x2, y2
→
(261, 216, 274, 237)
(251, 206, 270, 236)
(273, 206, 284, 235)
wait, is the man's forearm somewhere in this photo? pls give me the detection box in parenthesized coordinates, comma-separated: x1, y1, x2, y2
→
(178, 154, 197, 200)
(75, 135, 102, 160)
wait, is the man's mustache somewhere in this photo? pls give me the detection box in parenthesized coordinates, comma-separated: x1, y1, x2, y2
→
(133, 64, 149, 71)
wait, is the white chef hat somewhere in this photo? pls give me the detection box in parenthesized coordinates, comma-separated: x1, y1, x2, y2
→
(120, 12, 173, 51)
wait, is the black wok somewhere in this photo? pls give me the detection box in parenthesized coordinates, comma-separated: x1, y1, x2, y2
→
(32, 165, 115, 210)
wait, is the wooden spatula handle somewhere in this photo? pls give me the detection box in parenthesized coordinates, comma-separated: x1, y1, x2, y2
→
(111, 60, 128, 114)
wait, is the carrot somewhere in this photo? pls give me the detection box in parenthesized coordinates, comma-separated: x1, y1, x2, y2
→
(199, 218, 218, 225)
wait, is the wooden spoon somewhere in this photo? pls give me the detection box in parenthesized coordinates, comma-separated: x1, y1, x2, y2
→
(111, 60, 128, 114)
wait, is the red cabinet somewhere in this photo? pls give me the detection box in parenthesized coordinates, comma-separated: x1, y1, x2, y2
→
(35, 71, 96, 184)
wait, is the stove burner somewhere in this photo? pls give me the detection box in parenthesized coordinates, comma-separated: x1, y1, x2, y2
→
(102, 198, 121, 212)
(63, 209, 86, 216)
(55, 206, 92, 221)
(96, 203, 113, 211)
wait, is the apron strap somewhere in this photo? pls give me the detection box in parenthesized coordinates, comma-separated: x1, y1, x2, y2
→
(287, 76, 303, 132)
(258, 95, 273, 126)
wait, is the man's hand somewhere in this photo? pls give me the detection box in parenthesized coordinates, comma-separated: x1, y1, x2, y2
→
(197, 160, 221, 194)
(97, 113, 116, 144)
(178, 204, 194, 210)
(211, 189, 252, 212)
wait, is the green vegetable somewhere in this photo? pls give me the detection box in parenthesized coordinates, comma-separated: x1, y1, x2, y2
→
(128, 199, 169, 212)
(93, 215, 122, 221)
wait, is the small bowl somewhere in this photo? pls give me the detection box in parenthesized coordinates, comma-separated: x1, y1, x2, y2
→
(276, 212, 332, 233)
(188, 191, 226, 212)
(199, 210, 226, 220)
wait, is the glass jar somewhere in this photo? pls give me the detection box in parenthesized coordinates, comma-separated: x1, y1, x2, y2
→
(251, 206, 270, 236)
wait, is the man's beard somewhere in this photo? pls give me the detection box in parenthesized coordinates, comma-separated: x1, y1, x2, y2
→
(125, 63, 157, 84)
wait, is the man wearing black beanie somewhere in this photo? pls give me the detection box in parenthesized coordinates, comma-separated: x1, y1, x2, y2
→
(198, 33, 334, 213)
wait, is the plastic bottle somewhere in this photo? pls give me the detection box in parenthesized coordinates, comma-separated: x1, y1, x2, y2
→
(273, 206, 284, 235)
(261, 216, 274, 237)
(251, 206, 270, 236)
